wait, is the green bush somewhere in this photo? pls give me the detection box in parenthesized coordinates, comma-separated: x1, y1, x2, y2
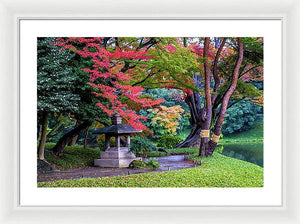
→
(98, 140, 106, 151)
(129, 160, 147, 169)
(130, 136, 152, 157)
(222, 100, 263, 135)
(157, 135, 182, 149)
(146, 158, 160, 170)
(98, 137, 117, 151)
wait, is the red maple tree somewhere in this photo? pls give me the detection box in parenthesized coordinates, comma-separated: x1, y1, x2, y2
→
(55, 37, 163, 130)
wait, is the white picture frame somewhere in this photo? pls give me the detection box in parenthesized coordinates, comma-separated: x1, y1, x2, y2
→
(20, 19, 281, 207)
(0, 0, 297, 223)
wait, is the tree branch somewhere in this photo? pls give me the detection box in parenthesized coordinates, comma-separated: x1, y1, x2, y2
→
(212, 38, 226, 105)
(239, 65, 259, 78)
(203, 37, 212, 111)
(132, 72, 157, 86)
(213, 38, 244, 136)
(96, 119, 109, 127)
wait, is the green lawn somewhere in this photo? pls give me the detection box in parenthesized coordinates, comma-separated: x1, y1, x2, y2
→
(38, 152, 263, 188)
(147, 147, 198, 157)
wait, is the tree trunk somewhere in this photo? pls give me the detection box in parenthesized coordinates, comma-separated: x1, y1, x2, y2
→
(208, 38, 244, 156)
(199, 38, 213, 157)
(68, 135, 78, 146)
(52, 120, 92, 156)
(199, 137, 209, 157)
(67, 121, 78, 146)
(84, 129, 89, 149)
(176, 123, 202, 148)
(199, 38, 244, 157)
(37, 124, 42, 142)
(175, 93, 202, 148)
(37, 111, 49, 160)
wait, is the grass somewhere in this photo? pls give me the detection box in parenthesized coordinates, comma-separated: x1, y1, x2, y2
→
(38, 152, 263, 188)
(147, 147, 198, 157)
(220, 122, 263, 143)
(44, 143, 99, 170)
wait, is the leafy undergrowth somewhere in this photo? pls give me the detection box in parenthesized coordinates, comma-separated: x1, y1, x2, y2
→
(44, 143, 99, 170)
(221, 122, 263, 143)
(38, 153, 263, 188)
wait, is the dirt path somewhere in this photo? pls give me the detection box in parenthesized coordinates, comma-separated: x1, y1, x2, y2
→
(37, 155, 197, 182)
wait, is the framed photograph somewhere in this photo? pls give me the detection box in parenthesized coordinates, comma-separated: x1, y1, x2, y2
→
(0, 0, 298, 223)
(22, 19, 277, 206)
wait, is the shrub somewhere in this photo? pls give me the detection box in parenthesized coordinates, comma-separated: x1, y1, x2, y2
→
(98, 137, 117, 151)
(98, 140, 106, 151)
(222, 100, 263, 135)
(129, 160, 147, 169)
(44, 144, 99, 170)
(130, 136, 152, 157)
(157, 135, 182, 149)
(146, 158, 160, 170)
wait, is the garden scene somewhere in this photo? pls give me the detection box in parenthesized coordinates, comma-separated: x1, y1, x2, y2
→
(37, 37, 263, 187)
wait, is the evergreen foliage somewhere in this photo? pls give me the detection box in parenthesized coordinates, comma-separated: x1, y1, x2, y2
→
(37, 37, 80, 113)
(130, 136, 153, 157)
(222, 100, 263, 135)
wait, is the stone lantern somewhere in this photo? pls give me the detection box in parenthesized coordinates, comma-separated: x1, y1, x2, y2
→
(93, 116, 142, 168)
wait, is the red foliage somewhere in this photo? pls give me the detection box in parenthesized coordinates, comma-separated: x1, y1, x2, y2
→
(164, 44, 176, 53)
(55, 37, 163, 130)
(192, 45, 215, 60)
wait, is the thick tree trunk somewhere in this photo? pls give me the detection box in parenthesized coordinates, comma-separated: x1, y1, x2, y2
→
(52, 120, 92, 156)
(199, 137, 209, 157)
(37, 111, 49, 160)
(175, 93, 202, 148)
(68, 135, 78, 146)
(199, 38, 213, 157)
(176, 124, 201, 148)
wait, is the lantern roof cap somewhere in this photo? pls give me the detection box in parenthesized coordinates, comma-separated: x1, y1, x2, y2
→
(92, 124, 141, 135)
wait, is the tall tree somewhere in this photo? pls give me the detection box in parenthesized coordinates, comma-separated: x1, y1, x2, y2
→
(51, 37, 165, 155)
(37, 37, 79, 160)
(128, 37, 263, 155)
(48, 37, 263, 157)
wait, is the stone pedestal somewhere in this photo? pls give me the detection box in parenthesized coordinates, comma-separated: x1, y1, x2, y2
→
(92, 116, 142, 168)
(94, 147, 136, 168)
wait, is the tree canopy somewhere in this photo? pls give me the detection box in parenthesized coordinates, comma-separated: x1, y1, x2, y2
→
(37, 37, 263, 158)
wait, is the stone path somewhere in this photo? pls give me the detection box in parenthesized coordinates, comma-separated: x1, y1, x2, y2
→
(37, 155, 197, 182)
